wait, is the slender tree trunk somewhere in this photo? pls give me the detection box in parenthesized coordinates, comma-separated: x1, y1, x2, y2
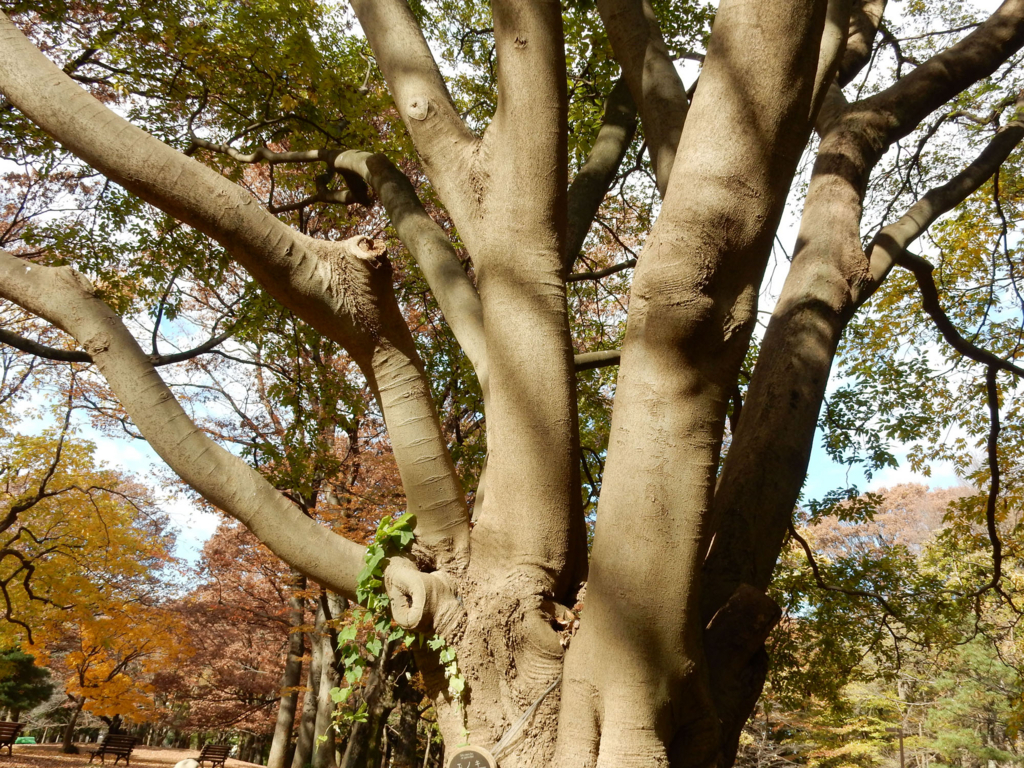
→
(268, 572, 307, 768)
(61, 698, 84, 754)
(292, 670, 317, 768)
(312, 632, 340, 768)
(391, 697, 420, 768)
(293, 602, 324, 768)
(340, 651, 392, 768)
(239, 733, 254, 764)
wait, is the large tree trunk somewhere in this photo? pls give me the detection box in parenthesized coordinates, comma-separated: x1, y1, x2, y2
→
(268, 572, 307, 768)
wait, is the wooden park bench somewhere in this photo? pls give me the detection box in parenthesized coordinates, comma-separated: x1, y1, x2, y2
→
(196, 743, 232, 768)
(0, 721, 24, 756)
(87, 734, 137, 765)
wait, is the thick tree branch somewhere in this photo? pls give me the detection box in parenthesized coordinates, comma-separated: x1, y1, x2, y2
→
(0, 17, 470, 565)
(348, 0, 478, 220)
(188, 139, 488, 390)
(330, 151, 487, 393)
(864, 0, 1024, 148)
(838, 0, 886, 86)
(810, 0, 854, 120)
(461, 0, 588, 614)
(564, 78, 639, 273)
(0, 250, 367, 601)
(596, 0, 689, 197)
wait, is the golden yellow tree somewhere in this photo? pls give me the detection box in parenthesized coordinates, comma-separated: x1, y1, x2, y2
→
(0, 396, 191, 747)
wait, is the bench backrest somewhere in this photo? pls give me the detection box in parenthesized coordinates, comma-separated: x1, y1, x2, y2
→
(0, 722, 24, 740)
(200, 744, 231, 759)
(97, 734, 137, 754)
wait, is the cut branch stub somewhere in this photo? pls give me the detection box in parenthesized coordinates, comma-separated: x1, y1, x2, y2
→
(344, 235, 387, 262)
(384, 558, 463, 636)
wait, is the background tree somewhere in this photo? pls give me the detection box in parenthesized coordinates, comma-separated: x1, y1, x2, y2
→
(738, 483, 1024, 768)
(0, 646, 53, 722)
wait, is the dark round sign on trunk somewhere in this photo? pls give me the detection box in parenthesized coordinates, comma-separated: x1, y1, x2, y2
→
(446, 744, 497, 768)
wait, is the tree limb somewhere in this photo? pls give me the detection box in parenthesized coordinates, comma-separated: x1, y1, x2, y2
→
(0, 326, 236, 367)
(596, 0, 689, 197)
(573, 350, 621, 371)
(891, 252, 1024, 378)
(864, 0, 1024, 148)
(703, 8, 1024, 626)
(863, 104, 1024, 293)
(0, 249, 368, 602)
(810, 0, 855, 120)
(838, 0, 886, 86)
(348, 0, 478, 220)
(0, 328, 90, 363)
(0, 16, 470, 566)
(330, 151, 488, 394)
(787, 521, 899, 616)
(189, 140, 487, 391)
(564, 78, 639, 273)
(566, 258, 637, 283)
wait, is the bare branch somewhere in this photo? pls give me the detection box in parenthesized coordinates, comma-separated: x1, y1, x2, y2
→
(0, 325, 236, 367)
(566, 259, 637, 283)
(966, 366, 1009, 600)
(787, 521, 899, 616)
(188, 136, 328, 165)
(862, 103, 1024, 294)
(149, 329, 236, 366)
(574, 350, 621, 372)
(0, 327, 90, 363)
(892, 252, 1024, 378)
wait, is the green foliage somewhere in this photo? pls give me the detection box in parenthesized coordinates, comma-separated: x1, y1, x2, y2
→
(0, 647, 53, 719)
(329, 513, 464, 731)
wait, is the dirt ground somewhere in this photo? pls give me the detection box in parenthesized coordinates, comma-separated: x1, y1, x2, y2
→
(0, 744, 262, 768)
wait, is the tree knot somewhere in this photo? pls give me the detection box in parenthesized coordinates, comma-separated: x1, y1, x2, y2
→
(407, 97, 430, 121)
(343, 235, 386, 264)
